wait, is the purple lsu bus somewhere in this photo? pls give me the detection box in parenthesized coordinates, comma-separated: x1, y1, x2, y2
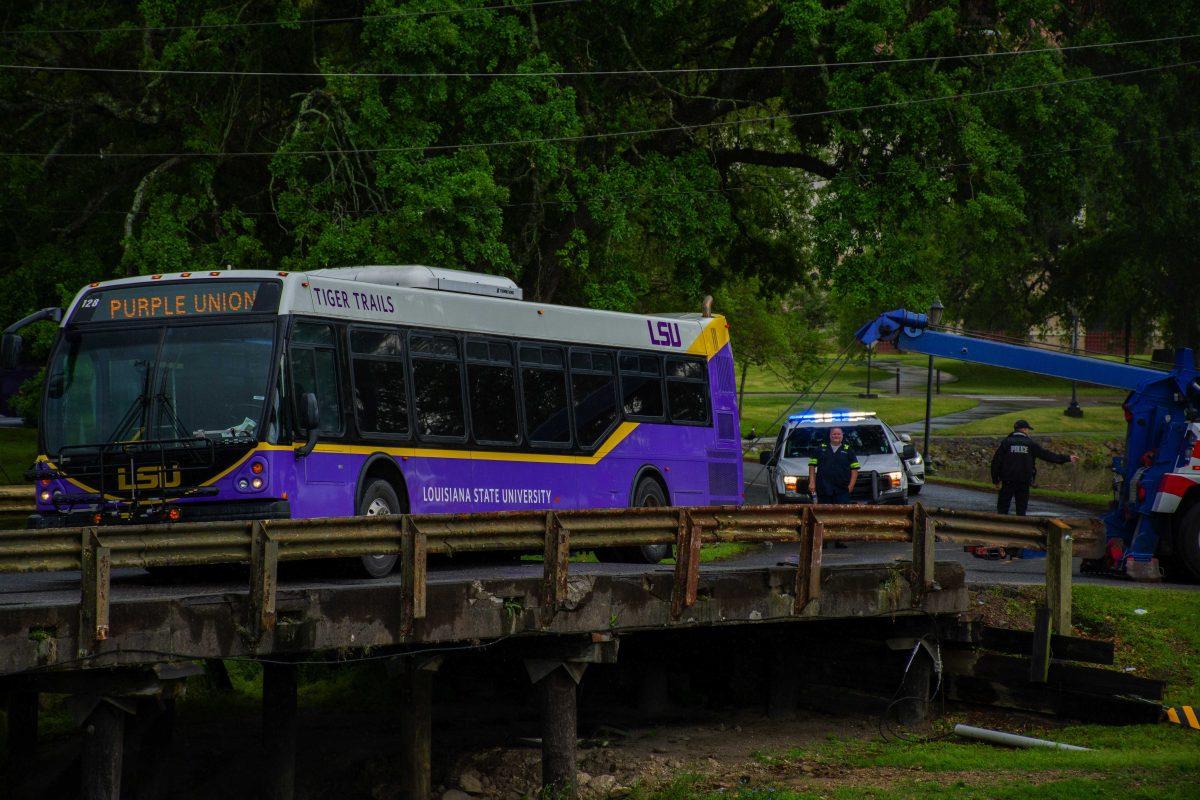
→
(12, 265, 743, 575)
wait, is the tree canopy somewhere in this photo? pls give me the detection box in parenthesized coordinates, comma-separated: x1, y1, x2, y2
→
(1, 1, 1196, 348)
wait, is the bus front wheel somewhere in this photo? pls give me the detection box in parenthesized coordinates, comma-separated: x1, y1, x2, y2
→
(359, 479, 401, 578)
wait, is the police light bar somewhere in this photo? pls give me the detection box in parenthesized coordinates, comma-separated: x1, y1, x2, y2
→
(788, 411, 877, 423)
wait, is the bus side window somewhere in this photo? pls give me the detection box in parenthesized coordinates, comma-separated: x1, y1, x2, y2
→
(569, 349, 618, 449)
(349, 327, 410, 438)
(409, 332, 466, 441)
(665, 356, 709, 424)
(618, 352, 665, 421)
(289, 321, 343, 435)
(466, 338, 520, 446)
(520, 345, 571, 447)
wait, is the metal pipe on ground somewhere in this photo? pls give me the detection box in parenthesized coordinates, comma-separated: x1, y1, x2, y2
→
(953, 724, 1091, 751)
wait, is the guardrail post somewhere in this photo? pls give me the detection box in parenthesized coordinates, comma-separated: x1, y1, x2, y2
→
(79, 528, 110, 656)
(671, 509, 701, 620)
(401, 516, 427, 637)
(542, 511, 569, 627)
(793, 508, 823, 614)
(1045, 520, 1073, 635)
(911, 503, 936, 601)
(249, 520, 278, 641)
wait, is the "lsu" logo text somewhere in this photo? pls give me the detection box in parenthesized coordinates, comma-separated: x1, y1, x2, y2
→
(117, 465, 182, 491)
(647, 320, 682, 348)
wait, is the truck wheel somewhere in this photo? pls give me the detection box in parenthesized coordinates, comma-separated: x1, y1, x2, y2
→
(1177, 502, 1200, 581)
(358, 479, 401, 578)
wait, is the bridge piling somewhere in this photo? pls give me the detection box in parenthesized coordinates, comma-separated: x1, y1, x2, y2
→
(5, 689, 38, 799)
(262, 661, 297, 800)
(398, 656, 441, 800)
(80, 699, 126, 800)
(533, 663, 585, 798)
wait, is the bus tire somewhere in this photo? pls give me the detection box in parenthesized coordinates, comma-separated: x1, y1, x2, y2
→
(625, 476, 671, 564)
(358, 479, 401, 578)
(1177, 502, 1200, 581)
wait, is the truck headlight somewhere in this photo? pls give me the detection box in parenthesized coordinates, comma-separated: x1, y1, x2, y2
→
(912, 453, 922, 464)
(884, 471, 904, 490)
(783, 475, 800, 492)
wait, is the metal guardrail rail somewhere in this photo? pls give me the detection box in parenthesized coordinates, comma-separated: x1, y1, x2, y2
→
(0, 501, 1100, 659)
(0, 484, 31, 516)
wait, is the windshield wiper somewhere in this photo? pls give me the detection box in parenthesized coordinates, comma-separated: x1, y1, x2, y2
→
(103, 359, 154, 444)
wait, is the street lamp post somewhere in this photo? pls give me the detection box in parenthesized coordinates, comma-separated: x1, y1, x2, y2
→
(1065, 311, 1083, 418)
(859, 346, 878, 399)
(923, 300, 943, 465)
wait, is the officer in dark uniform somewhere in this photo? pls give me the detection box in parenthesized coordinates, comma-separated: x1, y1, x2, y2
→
(808, 426, 860, 504)
(990, 419, 1078, 515)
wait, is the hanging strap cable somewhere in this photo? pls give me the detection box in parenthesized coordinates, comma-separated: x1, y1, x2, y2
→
(742, 340, 858, 499)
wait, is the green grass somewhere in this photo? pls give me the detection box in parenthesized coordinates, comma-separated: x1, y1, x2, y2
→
(925, 476, 1110, 512)
(740, 394, 977, 437)
(739, 358, 1129, 400)
(936, 404, 1126, 436)
(0, 427, 37, 484)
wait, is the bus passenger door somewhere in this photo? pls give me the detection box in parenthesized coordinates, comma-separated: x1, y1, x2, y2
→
(289, 321, 353, 517)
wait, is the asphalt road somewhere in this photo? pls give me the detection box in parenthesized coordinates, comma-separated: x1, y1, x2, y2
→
(0, 474, 1191, 609)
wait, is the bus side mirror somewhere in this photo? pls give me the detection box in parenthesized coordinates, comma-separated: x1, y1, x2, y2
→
(1, 333, 22, 370)
(295, 392, 320, 457)
(902, 444, 917, 460)
(759, 451, 773, 465)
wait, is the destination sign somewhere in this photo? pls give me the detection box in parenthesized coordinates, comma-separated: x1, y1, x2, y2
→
(71, 281, 281, 323)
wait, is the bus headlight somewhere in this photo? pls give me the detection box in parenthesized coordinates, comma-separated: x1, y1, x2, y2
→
(884, 471, 904, 490)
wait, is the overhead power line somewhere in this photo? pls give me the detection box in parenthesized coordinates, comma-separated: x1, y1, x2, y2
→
(2, 33, 1197, 80)
(0, 0, 590, 36)
(1, 59, 1192, 160)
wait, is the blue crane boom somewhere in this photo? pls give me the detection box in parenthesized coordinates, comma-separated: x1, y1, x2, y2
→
(854, 309, 1164, 391)
(855, 308, 1200, 581)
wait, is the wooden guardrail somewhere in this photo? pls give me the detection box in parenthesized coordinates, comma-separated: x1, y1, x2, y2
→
(0, 502, 1101, 659)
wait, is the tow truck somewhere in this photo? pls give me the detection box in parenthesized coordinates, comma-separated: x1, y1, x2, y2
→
(855, 309, 1200, 580)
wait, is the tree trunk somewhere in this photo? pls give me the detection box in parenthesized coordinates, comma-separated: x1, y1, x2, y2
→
(738, 361, 749, 412)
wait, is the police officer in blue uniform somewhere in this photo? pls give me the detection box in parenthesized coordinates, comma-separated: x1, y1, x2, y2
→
(807, 427, 860, 504)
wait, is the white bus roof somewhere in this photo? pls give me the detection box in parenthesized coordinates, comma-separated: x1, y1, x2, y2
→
(63, 267, 728, 356)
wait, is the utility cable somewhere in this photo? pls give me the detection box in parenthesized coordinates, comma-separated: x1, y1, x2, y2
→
(0, 0, 591, 36)
(2, 59, 1194, 159)
(3, 33, 1198, 79)
(741, 340, 858, 501)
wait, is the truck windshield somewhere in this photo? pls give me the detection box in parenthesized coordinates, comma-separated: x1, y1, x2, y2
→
(42, 322, 276, 457)
(784, 424, 892, 459)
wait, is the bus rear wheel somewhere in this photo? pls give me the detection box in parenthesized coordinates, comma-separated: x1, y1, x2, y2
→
(359, 479, 401, 578)
(622, 477, 671, 564)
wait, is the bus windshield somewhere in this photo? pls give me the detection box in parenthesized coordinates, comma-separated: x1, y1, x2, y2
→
(42, 321, 277, 456)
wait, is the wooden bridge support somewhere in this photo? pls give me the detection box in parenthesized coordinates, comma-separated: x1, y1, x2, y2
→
(895, 645, 935, 726)
(398, 656, 442, 800)
(81, 700, 127, 800)
(5, 690, 38, 800)
(534, 663, 585, 798)
(262, 661, 297, 800)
